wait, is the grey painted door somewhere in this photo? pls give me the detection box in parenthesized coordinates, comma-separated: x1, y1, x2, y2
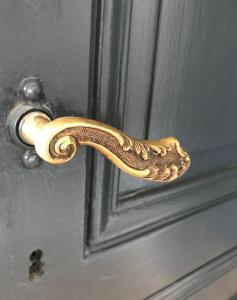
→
(1, 0, 237, 299)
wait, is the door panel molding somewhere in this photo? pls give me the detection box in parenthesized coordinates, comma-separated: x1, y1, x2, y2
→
(148, 245, 237, 300)
(86, 0, 237, 253)
(87, 165, 237, 252)
(86, 0, 163, 251)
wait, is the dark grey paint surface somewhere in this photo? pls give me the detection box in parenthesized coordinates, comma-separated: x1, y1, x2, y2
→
(1, 0, 237, 299)
(189, 266, 237, 300)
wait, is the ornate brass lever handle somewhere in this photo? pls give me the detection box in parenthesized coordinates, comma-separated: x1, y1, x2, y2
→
(18, 111, 190, 182)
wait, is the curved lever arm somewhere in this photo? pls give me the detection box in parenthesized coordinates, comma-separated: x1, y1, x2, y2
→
(18, 111, 190, 182)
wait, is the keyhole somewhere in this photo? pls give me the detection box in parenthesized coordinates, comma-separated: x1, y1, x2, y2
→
(29, 249, 44, 281)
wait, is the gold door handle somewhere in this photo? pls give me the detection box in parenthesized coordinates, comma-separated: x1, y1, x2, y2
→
(17, 110, 190, 182)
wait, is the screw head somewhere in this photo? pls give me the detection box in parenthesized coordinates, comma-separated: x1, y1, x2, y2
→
(18, 77, 44, 102)
(22, 149, 42, 169)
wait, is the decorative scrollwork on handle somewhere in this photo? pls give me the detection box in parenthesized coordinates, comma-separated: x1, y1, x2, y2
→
(19, 112, 190, 182)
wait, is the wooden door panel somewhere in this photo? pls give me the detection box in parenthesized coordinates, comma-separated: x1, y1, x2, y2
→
(1, 0, 237, 299)
(149, 0, 237, 175)
(76, 198, 237, 300)
(0, 1, 92, 299)
(87, 0, 237, 256)
(189, 267, 237, 300)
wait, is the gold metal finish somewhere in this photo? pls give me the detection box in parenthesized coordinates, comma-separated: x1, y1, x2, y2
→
(19, 111, 190, 182)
